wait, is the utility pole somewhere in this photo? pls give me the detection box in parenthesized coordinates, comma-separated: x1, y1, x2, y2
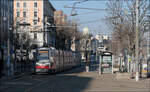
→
(7, 19, 10, 76)
(135, 0, 139, 81)
(99, 54, 102, 75)
(43, 17, 47, 47)
(85, 40, 89, 72)
(147, 0, 150, 77)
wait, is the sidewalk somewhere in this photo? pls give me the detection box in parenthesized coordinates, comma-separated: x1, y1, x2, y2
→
(79, 71, 150, 92)
(63, 65, 150, 92)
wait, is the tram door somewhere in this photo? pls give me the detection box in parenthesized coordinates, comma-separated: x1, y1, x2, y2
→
(100, 53, 112, 73)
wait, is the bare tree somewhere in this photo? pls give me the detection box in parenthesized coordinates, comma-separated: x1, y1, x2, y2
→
(55, 20, 81, 50)
(13, 18, 34, 61)
(106, 0, 149, 58)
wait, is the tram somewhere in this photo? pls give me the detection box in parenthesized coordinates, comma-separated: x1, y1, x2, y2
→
(34, 47, 81, 73)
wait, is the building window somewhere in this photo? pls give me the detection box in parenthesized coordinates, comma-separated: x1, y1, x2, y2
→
(34, 21, 37, 25)
(34, 2, 37, 8)
(17, 2, 20, 8)
(34, 11, 37, 17)
(17, 11, 20, 17)
(23, 11, 26, 18)
(23, 2, 26, 8)
(34, 33, 37, 39)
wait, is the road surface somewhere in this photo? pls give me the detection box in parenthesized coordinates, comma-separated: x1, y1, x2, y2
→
(0, 64, 150, 92)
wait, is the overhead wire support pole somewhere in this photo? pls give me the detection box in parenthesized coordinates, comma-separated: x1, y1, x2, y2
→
(147, 0, 150, 77)
(135, 0, 139, 81)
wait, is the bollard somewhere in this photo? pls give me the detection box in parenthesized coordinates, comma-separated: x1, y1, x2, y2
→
(135, 72, 139, 81)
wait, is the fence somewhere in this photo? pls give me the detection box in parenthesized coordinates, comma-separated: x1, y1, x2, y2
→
(13, 60, 35, 75)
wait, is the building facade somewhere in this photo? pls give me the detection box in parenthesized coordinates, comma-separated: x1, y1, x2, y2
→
(0, 0, 14, 77)
(13, 0, 56, 47)
(54, 10, 67, 25)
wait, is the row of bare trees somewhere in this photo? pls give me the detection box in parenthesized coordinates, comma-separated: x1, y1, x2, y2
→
(13, 18, 34, 62)
(106, 0, 150, 59)
(55, 20, 82, 50)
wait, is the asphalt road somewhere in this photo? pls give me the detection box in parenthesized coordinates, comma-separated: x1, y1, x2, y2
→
(0, 64, 150, 92)
(0, 64, 89, 92)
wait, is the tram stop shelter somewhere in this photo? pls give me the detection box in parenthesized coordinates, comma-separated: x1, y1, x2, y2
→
(99, 52, 113, 74)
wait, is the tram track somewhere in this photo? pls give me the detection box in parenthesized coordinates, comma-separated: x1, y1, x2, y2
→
(24, 75, 59, 92)
(1, 73, 55, 92)
(25, 67, 83, 92)
(1, 66, 82, 92)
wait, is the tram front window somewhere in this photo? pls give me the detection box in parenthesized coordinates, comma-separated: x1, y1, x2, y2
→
(37, 53, 49, 63)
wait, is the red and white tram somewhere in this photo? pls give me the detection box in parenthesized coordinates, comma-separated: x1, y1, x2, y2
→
(34, 47, 81, 73)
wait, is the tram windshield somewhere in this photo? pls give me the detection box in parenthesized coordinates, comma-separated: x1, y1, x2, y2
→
(37, 51, 49, 61)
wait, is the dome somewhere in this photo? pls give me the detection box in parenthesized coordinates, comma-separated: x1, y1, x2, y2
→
(83, 27, 90, 35)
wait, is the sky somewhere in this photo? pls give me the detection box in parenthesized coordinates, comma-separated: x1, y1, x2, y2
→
(50, 0, 111, 36)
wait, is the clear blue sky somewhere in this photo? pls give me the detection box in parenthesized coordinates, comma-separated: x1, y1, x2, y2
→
(50, 0, 111, 36)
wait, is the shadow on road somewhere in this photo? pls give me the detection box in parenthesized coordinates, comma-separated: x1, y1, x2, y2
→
(32, 75, 93, 92)
(62, 62, 99, 75)
(62, 63, 86, 74)
(0, 62, 94, 92)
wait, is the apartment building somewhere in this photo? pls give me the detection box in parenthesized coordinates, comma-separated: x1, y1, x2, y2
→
(13, 0, 56, 47)
(54, 10, 67, 25)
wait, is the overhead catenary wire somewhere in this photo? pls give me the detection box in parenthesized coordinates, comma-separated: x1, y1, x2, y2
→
(64, 6, 108, 11)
